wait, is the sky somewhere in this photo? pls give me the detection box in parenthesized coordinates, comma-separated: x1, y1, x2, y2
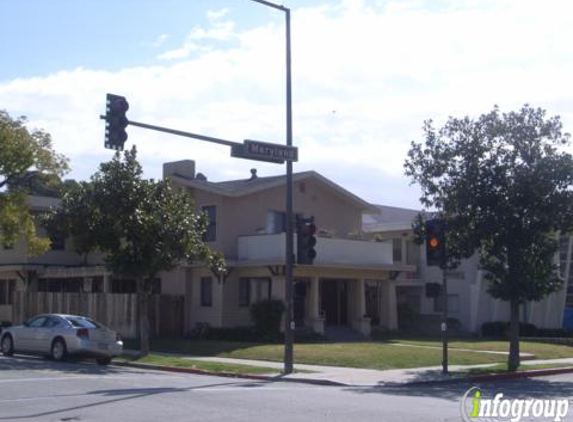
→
(1, 0, 572, 210)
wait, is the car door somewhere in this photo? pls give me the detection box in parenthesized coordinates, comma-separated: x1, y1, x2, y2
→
(35, 316, 63, 354)
(17, 316, 49, 352)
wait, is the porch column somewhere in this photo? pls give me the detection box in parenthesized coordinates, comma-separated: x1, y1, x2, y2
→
(103, 274, 111, 293)
(388, 283, 398, 330)
(352, 279, 371, 338)
(273, 276, 287, 331)
(305, 277, 324, 335)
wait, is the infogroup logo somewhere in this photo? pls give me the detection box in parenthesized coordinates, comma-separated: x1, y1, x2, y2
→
(461, 387, 570, 422)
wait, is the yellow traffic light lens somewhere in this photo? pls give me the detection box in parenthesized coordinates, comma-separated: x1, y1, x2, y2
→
(429, 237, 439, 248)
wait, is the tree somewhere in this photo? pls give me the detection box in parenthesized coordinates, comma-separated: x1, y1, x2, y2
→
(90, 147, 226, 355)
(43, 181, 101, 265)
(404, 105, 573, 371)
(0, 110, 69, 255)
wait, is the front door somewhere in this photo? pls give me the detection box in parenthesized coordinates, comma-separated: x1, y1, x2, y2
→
(320, 279, 348, 325)
(293, 280, 307, 328)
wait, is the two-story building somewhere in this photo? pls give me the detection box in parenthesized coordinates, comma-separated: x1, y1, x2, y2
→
(162, 160, 414, 337)
(0, 160, 415, 338)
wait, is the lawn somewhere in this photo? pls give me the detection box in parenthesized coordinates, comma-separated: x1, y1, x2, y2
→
(118, 353, 280, 375)
(452, 363, 573, 377)
(392, 339, 573, 360)
(122, 337, 570, 370)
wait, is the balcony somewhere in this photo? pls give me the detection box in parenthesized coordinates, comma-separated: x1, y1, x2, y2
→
(237, 233, 393, 267)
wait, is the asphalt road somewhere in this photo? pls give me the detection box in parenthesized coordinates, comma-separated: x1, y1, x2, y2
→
(1, 355, 572, 422)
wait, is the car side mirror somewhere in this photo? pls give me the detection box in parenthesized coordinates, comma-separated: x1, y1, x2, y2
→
(23, 320, 31, 327)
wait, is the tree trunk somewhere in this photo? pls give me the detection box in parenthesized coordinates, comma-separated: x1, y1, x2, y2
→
(507, 299, 520, 372)
(136, 277, 150, 357)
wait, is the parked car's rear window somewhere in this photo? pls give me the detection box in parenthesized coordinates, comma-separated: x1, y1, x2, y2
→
(65, 317, 100, 329)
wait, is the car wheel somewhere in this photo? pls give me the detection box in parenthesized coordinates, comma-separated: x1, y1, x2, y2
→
(1, 335, 14, 356)
(96, 357, 112, 366)
(51, 338, 67, 361)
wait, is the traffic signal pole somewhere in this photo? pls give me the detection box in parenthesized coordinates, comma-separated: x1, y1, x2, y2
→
(424, 218, 448, 375)
(441, 269, 448, 375)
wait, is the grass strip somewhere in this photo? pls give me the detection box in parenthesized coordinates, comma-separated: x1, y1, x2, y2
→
(452, 363, 573, 377)
(118, 353, 280, 375)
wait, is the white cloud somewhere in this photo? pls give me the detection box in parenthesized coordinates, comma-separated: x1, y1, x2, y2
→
(152, 34, 169, 47)
(207, 8, 230, 22)
(1, 0, 573, 209)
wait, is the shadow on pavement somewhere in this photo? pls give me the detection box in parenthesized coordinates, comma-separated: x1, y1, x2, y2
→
(347, 376, 573, 402)
(0, 376, 271, 420)
(0, 354, 130, 375)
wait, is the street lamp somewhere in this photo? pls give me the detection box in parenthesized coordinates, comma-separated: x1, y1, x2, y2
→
(247, 0, 295, 374)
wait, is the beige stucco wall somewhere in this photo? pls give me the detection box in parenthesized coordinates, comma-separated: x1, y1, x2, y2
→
(187, 178, 364, 260)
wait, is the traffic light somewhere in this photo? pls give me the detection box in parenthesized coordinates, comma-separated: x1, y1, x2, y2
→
(425, 218, 446, 267)
(296, 216, 317, 265)
(104, 93, 129, 150)
(425, 282, 441, 298)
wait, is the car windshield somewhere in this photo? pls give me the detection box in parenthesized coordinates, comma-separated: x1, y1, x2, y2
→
(65, 317, 101, 329)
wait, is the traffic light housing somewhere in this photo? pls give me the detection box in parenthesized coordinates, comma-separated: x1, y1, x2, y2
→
(104, 93, 129, 150)
(425, 282, 441, 298)
(296, 216, 317, 265)
(425, 218, 446, 267)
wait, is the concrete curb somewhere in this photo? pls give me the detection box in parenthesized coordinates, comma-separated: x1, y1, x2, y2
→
(405, 366, 573, 386)
(468, 366, 573, 383)
(115, 361, 347, 387)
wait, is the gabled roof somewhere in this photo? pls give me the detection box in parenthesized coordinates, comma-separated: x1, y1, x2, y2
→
(363, 204, 422, 233)
(170, 171, 378, 212)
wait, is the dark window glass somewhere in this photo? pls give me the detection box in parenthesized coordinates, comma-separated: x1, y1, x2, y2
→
(44, 317, 62, 328)
(200, 277, 212, 307)
(49, 234, 65, 251)
(27, 316, 49, 328)
(65, 317, 100, 329)
(392, 238, 402, 262)
(202, 205, 217, 242)
(0, 280, 15, 305)
(239, 278, 251, 306)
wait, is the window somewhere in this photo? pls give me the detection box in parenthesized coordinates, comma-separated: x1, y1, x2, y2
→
(110, 278, 160, 294)
(38, 278, 82, 293)
(266, 211, 286, 234)
(239, 277, 271, 306)
(239, 278, 250, 307)
(0, 280, 15, 305)
(434, 293, 460, 313)
(202, 205, 217, 242)
(200, 277, 212, 307)
(111, 279, 137, 294)
(392, 238, 402, 263)
(49, 234, 65, 251)
(26, 316, 49, 328)
(44, 317, 63, 329)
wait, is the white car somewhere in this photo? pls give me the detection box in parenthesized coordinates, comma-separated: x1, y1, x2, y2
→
(1, 314, 123, 365)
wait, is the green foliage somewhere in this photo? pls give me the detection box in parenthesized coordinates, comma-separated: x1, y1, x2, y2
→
(43, 181, 100, 264)
(89, 147, 226, 282)
(405, 105, 573, 303)
(481, 321, 538, 338)
(250, 299, 285, 340)
(0, 110, 69, 255)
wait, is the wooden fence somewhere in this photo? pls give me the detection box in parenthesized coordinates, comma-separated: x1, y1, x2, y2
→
(12, 292, 184, 339)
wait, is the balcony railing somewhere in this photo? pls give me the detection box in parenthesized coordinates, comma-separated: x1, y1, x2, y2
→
(238, 233, 393, 266)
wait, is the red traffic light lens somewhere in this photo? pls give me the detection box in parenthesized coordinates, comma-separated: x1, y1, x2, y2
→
(429, 237, 439, 248)
(111, 98, 129, 113)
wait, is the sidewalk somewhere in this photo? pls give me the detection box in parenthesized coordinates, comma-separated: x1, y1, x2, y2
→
(121, 351, 573, 387)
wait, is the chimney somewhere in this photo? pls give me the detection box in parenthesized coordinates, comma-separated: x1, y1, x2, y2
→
(163, 160, 196, 180)
(249, 168, 258, 181)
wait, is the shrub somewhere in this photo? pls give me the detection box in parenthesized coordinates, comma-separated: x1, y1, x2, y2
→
(203, 326, 260, 342)
(250, 299, 285, 340)
(481, 321, 538, 338)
